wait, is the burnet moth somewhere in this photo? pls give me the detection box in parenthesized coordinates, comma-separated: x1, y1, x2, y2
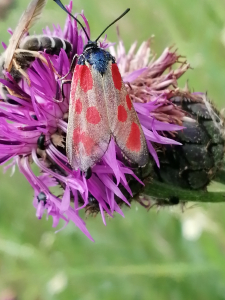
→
(54, 0, 149, 172)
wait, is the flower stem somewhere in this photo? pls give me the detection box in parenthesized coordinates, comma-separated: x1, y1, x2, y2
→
(143, 179, 225, 203)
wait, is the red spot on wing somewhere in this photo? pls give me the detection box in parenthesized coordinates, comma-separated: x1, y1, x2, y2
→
(86, 107, 101, 124)
(126, 95, 132, 110)
(81, 133, 95, 155)
(72, 65, 80, 87)
(126, 122, 141, 152)
(111, 64, 122, 91)
(71, 65, 80, 99)
(75, 98, 82, 114)
(73, 127, 82, 143)
(79, 65, 93, 92)
(73, 127, 95, 156)
(117, 105, 127, 122)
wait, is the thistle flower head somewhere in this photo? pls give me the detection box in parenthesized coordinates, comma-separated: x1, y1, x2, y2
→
(0, 1, 189, 240)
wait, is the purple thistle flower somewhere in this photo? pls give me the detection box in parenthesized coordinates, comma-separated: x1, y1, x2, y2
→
(0, 1, 189, 241)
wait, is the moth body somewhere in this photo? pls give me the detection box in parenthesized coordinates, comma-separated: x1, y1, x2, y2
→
(66, 41, 149, 172)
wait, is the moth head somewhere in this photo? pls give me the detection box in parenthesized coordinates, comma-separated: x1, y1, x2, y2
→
(83, 41, 98, 52)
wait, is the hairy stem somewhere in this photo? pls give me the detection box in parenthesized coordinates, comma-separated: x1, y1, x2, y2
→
(142, 179, 225, 203)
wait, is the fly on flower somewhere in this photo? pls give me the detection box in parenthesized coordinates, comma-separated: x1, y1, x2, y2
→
(54, 0, 149, 172)
(0, 0, 48, 85)
(0, 0, 72, 100)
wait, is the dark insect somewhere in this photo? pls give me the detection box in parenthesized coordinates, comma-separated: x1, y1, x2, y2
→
(37, 191, 47, 205)
(85, 195, 100, 216)
(31, 114, 38, 120)
(84, 167, 92, 179)
(37, 133, 46, 150)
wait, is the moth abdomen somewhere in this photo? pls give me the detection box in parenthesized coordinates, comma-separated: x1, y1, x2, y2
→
(19, 35, 72, 56)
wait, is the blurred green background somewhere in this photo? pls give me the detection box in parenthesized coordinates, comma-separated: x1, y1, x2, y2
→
(1, 0, 225, 299)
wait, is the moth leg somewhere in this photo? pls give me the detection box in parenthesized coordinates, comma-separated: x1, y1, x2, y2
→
(61, 79, 72, 99)
(60, 54, 78, 80)
(52, 79, 72, 103)
(126, 81, 133, 91)
(84, 167, 92, 180)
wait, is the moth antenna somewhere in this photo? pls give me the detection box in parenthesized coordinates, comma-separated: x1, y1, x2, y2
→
(95, 8, 130, 42)
(53, 0, 90, 41)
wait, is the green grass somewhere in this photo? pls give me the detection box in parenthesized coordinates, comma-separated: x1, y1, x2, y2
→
(1, 0, 225, 299)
